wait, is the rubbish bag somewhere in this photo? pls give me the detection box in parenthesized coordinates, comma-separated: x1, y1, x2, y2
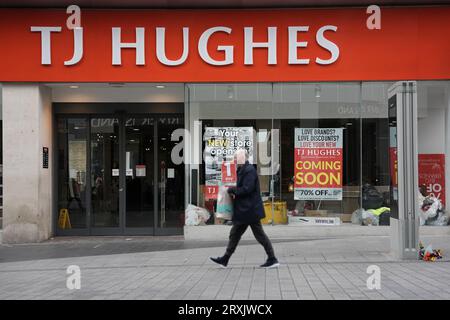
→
(361, 183, 384, 210)
(197, 206, 211, 225)
(426, 212, 450, 226)
(362, 209, 379, 226)
(351, 208, 364, 225)
(185, 205, 199, 226)
(418, 195, 447, 226)
(185, 204, 210, 226)
(216, 185, 233, 220)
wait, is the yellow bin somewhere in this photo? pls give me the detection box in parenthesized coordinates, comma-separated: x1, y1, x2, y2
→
(261, 201, 288, 225)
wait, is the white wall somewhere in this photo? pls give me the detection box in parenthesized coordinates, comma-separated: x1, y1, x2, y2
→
(2, 84, 53, 243)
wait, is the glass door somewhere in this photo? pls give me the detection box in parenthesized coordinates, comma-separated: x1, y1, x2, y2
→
(156, 115, 185, 234)
(124, 116, 155, 231)
(57, 112, 185, 236)
(90, 116, 121, 233)
(56, 117, 89, 233)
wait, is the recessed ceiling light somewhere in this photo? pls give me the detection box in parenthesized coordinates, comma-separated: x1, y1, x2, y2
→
(156, 85, 165, 89)
(69, 85, 79, 89)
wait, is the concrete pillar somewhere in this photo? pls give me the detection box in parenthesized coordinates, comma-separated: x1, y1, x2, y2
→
(2, 84, 53, 243)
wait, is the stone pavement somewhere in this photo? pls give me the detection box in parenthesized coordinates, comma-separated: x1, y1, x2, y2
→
(1, 235, 450, 300)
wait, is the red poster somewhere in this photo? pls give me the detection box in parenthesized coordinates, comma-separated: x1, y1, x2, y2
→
(204, 185, 219, 200)
(389, 147, 398, 187)
(419, 154, 446, 206)
(221, 161, 237, 184)
(419, 154, 445, 206)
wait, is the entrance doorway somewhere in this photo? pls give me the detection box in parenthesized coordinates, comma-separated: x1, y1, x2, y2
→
(56, 110, 185, 236)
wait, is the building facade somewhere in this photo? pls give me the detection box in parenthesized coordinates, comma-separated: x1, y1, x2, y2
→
(0, 1, 449, 258)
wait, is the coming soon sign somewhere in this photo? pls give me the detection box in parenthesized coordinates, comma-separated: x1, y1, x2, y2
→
(294, 128, 343, 201)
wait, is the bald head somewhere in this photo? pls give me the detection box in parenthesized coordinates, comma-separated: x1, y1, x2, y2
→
(234, 149, 249, 165)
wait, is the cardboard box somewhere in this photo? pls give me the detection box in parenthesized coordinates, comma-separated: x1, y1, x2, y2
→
(304, 209, 328, 217)
(288, 216, 341, 226)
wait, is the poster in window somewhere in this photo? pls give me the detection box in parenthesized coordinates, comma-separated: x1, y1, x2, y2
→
(419, 154, 445, 206)
(294, 128, 343, 200)
(203, 127, 253, 195)
(389, 126, 398, 200)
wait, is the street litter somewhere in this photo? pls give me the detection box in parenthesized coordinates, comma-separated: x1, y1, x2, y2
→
(419, 242, 443, 262)
(185, 204, 211, 226)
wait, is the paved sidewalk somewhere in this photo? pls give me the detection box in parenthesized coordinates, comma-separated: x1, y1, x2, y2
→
(1, 235, 450, 300)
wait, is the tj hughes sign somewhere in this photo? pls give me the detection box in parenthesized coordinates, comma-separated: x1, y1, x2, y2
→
(30, 25, 339, 66)
(0, 8, 449, 82)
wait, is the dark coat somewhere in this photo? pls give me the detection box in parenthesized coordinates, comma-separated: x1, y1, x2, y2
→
(227, 161, 265, 224)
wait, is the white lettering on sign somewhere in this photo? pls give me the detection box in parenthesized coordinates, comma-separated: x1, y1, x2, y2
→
(112, 27, 145, 65)
(30, 26, 62, 65)
(31, 25, 340, 66)
(198, 27, 234, 65)
(156, 27, 189, 66)
(64, 27, 83, 66)
(316, 25, 340, 65)
(288, 26, 310, 64)
(244, 27, 277, 65)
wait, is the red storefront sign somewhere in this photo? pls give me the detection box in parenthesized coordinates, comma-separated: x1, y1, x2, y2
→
(1, 7, 450, 82)
(419, 154, 446, 206)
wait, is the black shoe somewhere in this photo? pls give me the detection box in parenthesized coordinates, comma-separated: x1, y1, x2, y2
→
(260, 257, 280, 269)
(209, 256, 229, 268)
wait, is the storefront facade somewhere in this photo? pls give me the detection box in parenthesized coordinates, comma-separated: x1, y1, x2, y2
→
(1, 4, 449, 258)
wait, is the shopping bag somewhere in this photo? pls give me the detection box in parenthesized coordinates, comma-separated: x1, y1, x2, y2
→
(215, 185, 233, 220)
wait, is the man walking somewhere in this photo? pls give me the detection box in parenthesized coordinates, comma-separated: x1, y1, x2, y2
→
(210, 149, 280, 269)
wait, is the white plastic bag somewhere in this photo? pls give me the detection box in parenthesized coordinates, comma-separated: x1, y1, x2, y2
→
(361, 210, 379, 226)
(197, 206, 211, 225)
(216, 185, 233, 220)
(351, 208, 364, 225)
(185, 212, 199, 226)
(185, 204, 210, 226)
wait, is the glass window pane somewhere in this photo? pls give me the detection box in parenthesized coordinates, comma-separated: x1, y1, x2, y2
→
(57, 118, 88, 229)
(417, 81, 449, 226)
(274, 83, 361, 225)
(361, 82, 396, 226)
(187, 84, 276, 225)
(90, 117, 120, 228)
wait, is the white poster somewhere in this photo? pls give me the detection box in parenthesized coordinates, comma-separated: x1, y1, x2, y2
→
(203, 127, 254, 187)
